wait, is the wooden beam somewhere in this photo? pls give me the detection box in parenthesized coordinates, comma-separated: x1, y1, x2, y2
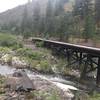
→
(96, 58, 100, 86)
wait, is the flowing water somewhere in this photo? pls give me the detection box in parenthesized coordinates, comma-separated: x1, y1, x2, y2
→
(0, 65, 16, 76)
(0, 64, 78, 91)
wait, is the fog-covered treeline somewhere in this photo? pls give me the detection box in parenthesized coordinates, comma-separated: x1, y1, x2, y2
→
(1, 0, 100, 41)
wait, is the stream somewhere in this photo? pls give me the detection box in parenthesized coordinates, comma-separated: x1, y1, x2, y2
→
(0, 64, 78, 91)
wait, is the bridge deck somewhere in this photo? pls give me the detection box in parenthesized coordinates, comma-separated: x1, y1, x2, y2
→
(32, 38, 100, 56)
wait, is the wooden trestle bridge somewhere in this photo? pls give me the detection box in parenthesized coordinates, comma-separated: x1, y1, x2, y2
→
(32, 38, 100, 86)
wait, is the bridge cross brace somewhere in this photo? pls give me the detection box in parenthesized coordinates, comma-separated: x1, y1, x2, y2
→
(44, 43, 100, 86)
(33, 39, 100, 86)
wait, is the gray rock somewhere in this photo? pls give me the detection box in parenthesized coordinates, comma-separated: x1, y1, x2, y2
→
(5, 70, 35, 92)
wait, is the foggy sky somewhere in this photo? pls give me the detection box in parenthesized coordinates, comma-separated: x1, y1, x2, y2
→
(0, 0, 28, 13)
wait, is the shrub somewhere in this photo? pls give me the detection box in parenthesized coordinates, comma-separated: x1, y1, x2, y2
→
(0, 47, 11, 54)
(38, 60, 52, 72)
(16, 48, 44, 60)
(0, 33, 23, 48)
(32, 90, 61, 100)
(12, 43, 23, 50)
(0, 76, 5, 94)
(40, 60, 50, 70)
(89, 93, 100, 100)
(35, 41, 44, 47)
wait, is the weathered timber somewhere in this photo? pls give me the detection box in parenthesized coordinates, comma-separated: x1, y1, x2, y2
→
(32, 38, 100, 56)
(96, 58, 100, 86)
(32, 38, 100, 86)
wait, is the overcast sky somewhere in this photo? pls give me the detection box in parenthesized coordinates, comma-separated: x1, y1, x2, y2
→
(0, 0, 29, 13)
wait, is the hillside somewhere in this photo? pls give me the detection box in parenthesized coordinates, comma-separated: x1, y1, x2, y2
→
(0, 5, 25, 26)
(0, 0, 73, 27)
(0, 0, 48, 26)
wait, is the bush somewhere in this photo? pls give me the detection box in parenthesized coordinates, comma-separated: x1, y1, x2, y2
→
(89, 93, 100, 100)
(0, 76, 5, 94)
(0, 47, 11, 54)
(0, 33, 23, 48)
(32, 90, 61, 100)
(16, 48, 44, 60)
(12, 43, 23, 50)
(39, 60, 51, 72)
(35, 41, 44, 47)
(35, 60, 52, 72)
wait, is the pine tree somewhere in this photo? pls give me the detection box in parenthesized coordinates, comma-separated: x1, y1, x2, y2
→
(83, 0, 95, 41)
(21, 5, 28, 35)
(74, 0, 95, 18)
(21, 0, 32, 38)
(74, 0, 95, 40)
(32, 1, 41, 35)
(54, 0, 67, 16)
(53, 0, 67, 40)
(44, 0, 54, 37)
(95, 0, 100, 27)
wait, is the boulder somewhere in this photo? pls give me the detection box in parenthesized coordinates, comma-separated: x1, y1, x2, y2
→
(5, 70, 35, 92)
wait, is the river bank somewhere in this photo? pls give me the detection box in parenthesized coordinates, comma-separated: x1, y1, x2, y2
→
(0, 64, 78, 100)
(0, 34, 99, 100)
(0, 64, 100, 100)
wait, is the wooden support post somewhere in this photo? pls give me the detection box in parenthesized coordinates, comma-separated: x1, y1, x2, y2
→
(67, 50, 71, 66)
(81, 54, 89, 79)
(79, 52, 82, 67)
(96, 57, 100, 86)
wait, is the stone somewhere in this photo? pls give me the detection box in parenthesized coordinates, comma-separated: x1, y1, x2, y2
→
(5, 70, 35, 92)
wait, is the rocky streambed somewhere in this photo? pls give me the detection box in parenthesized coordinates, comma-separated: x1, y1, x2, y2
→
(0, 64, 85, 100)
(0, 46, 93, 100)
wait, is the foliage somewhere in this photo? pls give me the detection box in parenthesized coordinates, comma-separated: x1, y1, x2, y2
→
(46, 90, 61, 100)
(39, 60, 51, 72)
(16, 48, 44, 60)
(0, 33, 23, 48)
(35, 41, 44, 47)
(31, 90, 61, 100)
(0, 47, 11, 54)
(21, 4, 32, 37)
(0, 76, 5, 94)
(74, 0, 96, 41)
(83, 15, 95, 40)
(32, 2, 41, 35)
(95, 0, 100, 26)
(89, 93, 100, 100)
(1, 0, 99, 42)
(0, 0, 99, 44)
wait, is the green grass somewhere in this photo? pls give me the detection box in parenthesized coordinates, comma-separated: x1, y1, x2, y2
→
(89, 93, 100, 100)
(29, 90, 61, 100)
